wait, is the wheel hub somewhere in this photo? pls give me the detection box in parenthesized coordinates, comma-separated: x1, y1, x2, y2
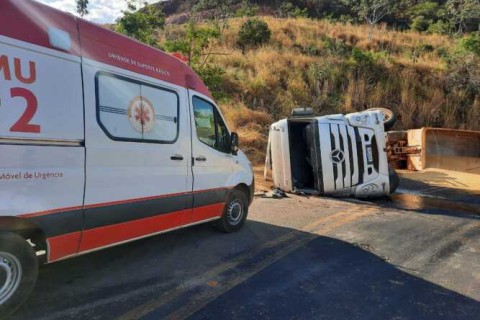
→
(227, 200, 244, 226)
(0, 252, 22, 305)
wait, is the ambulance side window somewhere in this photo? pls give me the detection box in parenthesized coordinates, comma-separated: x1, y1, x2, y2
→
(97, 75, 142, 140)
(193, 97, 230, 153)
(96, 72, 179, 143)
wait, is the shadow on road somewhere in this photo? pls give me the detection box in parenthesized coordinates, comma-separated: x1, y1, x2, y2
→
(11, 219, 480, 320)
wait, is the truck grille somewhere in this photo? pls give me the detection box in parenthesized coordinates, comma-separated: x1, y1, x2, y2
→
(326, 124, 363, 190)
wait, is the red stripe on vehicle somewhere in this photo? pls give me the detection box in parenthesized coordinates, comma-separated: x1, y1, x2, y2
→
(48, 232, 82, 262)
(78, 203, 225, 254)
(78, 210, 189, 253)
(191, 203, 225, 223)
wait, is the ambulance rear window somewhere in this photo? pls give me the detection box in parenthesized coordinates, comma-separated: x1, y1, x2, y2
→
(96, 72, 179, 144)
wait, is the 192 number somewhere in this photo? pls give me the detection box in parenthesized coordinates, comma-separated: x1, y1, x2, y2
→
(9, 87, 41, 133)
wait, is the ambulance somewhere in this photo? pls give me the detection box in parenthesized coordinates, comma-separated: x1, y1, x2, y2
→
(0, 0, 254, 315)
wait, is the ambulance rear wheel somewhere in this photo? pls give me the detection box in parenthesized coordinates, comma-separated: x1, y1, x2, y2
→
(216, 190, 248, 233)
(0, 232, 38, 319)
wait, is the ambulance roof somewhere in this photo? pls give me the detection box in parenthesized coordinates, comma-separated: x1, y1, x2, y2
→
(0, 0, 212, 97)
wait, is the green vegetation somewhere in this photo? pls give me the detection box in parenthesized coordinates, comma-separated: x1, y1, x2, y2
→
(76, 0, 89, 17)
(112, 0, 480, 162)
(116, 1, 165, 46)
(156, 0, 480, 34)
(237, 19, 272, 51)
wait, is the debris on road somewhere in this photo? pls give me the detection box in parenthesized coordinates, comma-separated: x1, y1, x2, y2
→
(255, 188, 288, 199)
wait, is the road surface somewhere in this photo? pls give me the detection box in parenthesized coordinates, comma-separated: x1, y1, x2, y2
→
(11, 170, 480, 319)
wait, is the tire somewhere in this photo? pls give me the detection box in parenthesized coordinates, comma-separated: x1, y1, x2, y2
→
(216, 190, 249, 233)
(291, 107, 314, 117)
(0, 233, 38, 319)
(367, 108, 397, 131)
(388, 165, 400, 194)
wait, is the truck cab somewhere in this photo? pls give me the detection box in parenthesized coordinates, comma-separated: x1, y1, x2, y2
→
(266, 109, 399, 198)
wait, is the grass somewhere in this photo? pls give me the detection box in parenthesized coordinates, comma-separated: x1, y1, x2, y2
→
(160, 17, 479, 164)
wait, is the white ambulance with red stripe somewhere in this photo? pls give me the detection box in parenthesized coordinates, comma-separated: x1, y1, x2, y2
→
(0, 0, 254, 315)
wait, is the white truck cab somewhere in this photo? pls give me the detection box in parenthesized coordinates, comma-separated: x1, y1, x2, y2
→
(0, 0, 253, 315)
(265, 109, 399, 198)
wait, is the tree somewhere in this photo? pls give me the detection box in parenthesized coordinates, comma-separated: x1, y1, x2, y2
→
(341, 0, 397, 39)
(116, 1, 165, 47)
(446, 0, 480, 33)
(407, 1, 441, 31)
(76, 0, 89, 17)
(164, 21, 221, 66)
(277, 2, 308, 18)
(163, 20, 226, 98)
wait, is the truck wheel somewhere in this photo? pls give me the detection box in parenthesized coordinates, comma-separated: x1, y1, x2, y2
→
(368, 108, 397, 131)
(0, 233, 38, 319)
(389, 165, 400, 194)
(216, 190, 249, 233)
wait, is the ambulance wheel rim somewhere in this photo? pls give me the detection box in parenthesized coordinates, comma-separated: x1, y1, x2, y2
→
(0, 252, 22, 305)
(227, 200, 244, 226)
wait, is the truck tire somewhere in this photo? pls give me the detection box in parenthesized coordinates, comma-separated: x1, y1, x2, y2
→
(367, 108, 397, 131)
(0, 233, 38, 319)
(389, 165, 400, 194)
(216, 190, 249, 233)
(291, 107, 314, 117)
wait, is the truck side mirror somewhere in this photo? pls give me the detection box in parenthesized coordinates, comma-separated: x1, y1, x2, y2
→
(231, 132, 239, 155)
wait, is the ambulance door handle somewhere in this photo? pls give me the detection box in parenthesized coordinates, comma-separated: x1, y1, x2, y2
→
(170, 154, 184, 161)
(195, 156, 207, 162)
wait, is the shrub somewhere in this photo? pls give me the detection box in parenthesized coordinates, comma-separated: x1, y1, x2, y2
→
(194, 64, 228, 100)
(237, 19, 272, 51)
(322, 36, 350, 57)
(411, 16, 430, 32)
(459, 34, 480, 56)
(436, 47, 450, 59)
(350, 47, 376, 66)
(446, 53, 480, 95)
(427, 20, 452, 35)
(235, 0, 259, 18)
(277, 2, 308, 18)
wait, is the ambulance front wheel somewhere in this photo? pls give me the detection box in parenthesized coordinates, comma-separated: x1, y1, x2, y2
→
(0, 232, 38, 319)
(216, 190, 249, 233)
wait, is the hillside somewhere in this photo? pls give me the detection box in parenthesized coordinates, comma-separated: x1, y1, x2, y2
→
(157, 16, 480, 163)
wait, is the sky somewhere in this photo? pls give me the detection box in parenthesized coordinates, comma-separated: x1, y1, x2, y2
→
(36, 0, 159, 24)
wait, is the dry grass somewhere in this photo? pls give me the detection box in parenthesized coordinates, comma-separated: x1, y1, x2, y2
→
(161, 17, 477, 164)
(220, 102, 271, 164)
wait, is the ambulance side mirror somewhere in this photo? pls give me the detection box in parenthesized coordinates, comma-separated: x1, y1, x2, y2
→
(231, 132, 239, 155)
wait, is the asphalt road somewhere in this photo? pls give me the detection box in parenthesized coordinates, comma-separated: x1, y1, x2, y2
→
(11, 175, 480, 320)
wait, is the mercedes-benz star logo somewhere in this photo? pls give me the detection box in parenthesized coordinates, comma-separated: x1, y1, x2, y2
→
(330, 149, 345, 164)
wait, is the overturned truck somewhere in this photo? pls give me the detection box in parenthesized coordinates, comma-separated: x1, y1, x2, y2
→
(265, 108, 399, 198)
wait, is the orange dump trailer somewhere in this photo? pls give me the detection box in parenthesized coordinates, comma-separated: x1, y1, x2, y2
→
(387, 128, 480, 174)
